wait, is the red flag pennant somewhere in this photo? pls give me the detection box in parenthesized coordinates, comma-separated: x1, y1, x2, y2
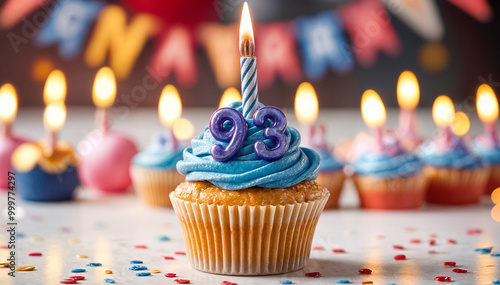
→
(446, 0, 492, 22)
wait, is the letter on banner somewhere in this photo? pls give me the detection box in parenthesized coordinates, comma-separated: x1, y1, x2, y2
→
(149, 26, 197, 87)
(295, 12, 354, 80)
(446, 0, 492, 22)
(35, 0, 104, 59)
(199, 23, 240, 89)
(256, 22, 301, 89)
(339, 0, 401, 67)
(84, 5, 158, 80)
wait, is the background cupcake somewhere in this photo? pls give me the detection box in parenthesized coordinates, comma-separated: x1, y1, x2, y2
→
(473, 138, 500, 194)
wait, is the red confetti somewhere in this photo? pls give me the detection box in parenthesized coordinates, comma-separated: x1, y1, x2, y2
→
(60, 281, 77, 284)
(430, 234, 438, 238)
(69, 276, 85, 280)
(313, 246, 325, 250)
(410, 239, 421, 244)
(135, 245, 147, 249)
(174, 279, 190, 284)
(447, 239, 457, 244)
(28, 252, 42, 256)
(434, 276, 452, 282)
(429, 240, 436, 246)
(393, 245, 404, 250)
(163, 256, 175, 260)
(358, 268, 372, 274)
(428, 250, 439, 254)
(332, 249, 345, 253)
(405, 227, 416, 232)
(443, 262, 456, 267)
(165, 273, 177, 278)
(221, 282, 237, 285)
(174, 251, 186, 255)
(452, 269, 467, 273)
(394, 254, 406, 260)
(305, 272, 321, 277)
(467, 229, 482, 235)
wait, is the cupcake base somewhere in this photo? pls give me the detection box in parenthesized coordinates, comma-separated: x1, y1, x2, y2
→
(130, 166, 185, 207)
(424, 166, 489, 205)
(316, 171, 345, 209)
(353, 173, 427, 210)
(170, 181, 329, 275)
(485, 165, 500, 195)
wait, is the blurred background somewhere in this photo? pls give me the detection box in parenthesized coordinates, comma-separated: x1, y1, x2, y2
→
(0, 0, 499, 109)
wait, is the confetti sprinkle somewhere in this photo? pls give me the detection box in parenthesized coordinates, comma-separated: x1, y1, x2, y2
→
(135, 245, 147, 249)
(136, 272, 151, 276)
(467, 228, 482, 235)
(71, 269, 86, 273)
(30, 236, 43, 242)
(165, 273, 177, 278)
(104, 278, 115, 283)
(163, 256, 175, 260)
(129, 265, 148, 271)
(175, 251, 186, 255)
(452, 269, 467, 273)
(335, 280, 350, 284)
(362, 282, 373, 284)
(332, 249, 345, 253)
(447, 239, 457, 244)
(60, 280, 77, 284)
(394, 254, 406, 260)
(491, 253, 500, 257)
(358, 268, 372, 274)
(28, 252, 42, 256)
(429, 240, 436, 246)
(313, 246, 325, 250)
(493, 280, 500, 284)
(410, 239, 421, 244)
(69, 276, 85, 280)
(280, 281, 292, 284)
(130, 260, 143, 264)
(444, 262, 456, 266)
(0, 263, 10, 268)
(434, 276, 452, 282)
(475, 247, 493, 254)
(77, 255, 88, 258)
(173, 279, 190, 284)
(151, 269, 160, 273)
(430, 234, 438, 238)
(393, 245, 404, 250)
(105, 270, 113, 274)
(15, 266, 35, 271)
(16, 233, 25, 238)
(87, 263, 102, 267)
(305, 272, 321, 277)
(68, 238, 79, 244)
(405, 227, 416, 232)
(428, 250, 439, 254)
(158, 235, 170, 241)
(221, 282, 236, 285)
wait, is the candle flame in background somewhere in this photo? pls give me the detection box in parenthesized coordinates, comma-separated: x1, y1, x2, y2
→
(432, 95, 455, 128)
(451, 111, 470, 137)
(361, 89, 386, 128)
(476, 84, 499, 123)
(159, 85, 182, 128)
(397, 71, 420, 110)
(44, 70, 67, 104)
(93, 67, 116, 108)
(219, 87, 242, 108)
(239, 2, 255, 57)
(173, 118, 195, 141)
(294, 82, 319, 125)
(44, 101, 66, 132)
(0, 83, 18, 123)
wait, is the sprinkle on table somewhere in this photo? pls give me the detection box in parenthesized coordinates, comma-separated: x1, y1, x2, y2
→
(361, 281, 373, 284)
(173, 279, 190, 284)
(60, 280, 77, 284)
(28, 252, 42, 256)
(77, 255, 88, 258)
(430, 233, 438, 238)
(136, 272, 151, 276)
(358, 268, 372, 274)
(491, 253, 500, 257)
(313, 246, 325, 250)
(393, 245, 404, 250)
(30, 236, 43, 242)
(394, 254, 406, 260)
(165, 273, 177, 278)
(70, 276, 85, 280)
(493, 280, 500, 284)
(87, 262, 102, 267)
(158, 235, 170, 241)
(447, 239, 457, 244)
(335, 280, 350, 284)
(434, 276, 452, 282)
(105, 270, 113, 274)
(467, 228, 482, 235)
(174, 251, 186, 255)
(104, 278, 115, 283)
(68, 238, 79, 244)
(163, 256, 175, 260)
(443, 262, 456, 266)
(410, 239, 421, 244)
(151, 269, 161, 273)
(305, 272, 321, 277)
(429, 240, 436, 246)
(280, 280, 292, 284)
(130, 260, 143, 264)
(71, 269, 86, 273)
(129, 265, 148, 271)
(0, 263, 10, 268)
(475, 247, 493, 254)
(452, 269, 467, 273)
(135, 245, 147, 249)
(428, 250, 439, 254)
(221, 282, 237, 285)
(332, 249, 345, 253)
(15, 266, 35, 271)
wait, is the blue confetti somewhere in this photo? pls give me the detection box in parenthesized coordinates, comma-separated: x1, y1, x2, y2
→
(87, 263, 102, 267)
(104, 279, 115, 283)
(136, 272, 151, 276)
(15, 233, 25, 238)
(71, 269, 86, 273)
(336, 280, 350, 284)
(475, 247, 493, 254)
(158, 235, 170, 241)
(493, 281, 500, 285)
(130, 260, 143, 264)
(491, 253, 500, 257)
(129, 265, 148, 271)
(280, 281, 292, 284)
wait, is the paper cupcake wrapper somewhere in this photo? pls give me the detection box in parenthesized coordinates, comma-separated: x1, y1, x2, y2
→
(316, 171, 345, 209)
(170, 191, 329, 275)
(130, 166, 185, 207)
(486, 165, 500, 194)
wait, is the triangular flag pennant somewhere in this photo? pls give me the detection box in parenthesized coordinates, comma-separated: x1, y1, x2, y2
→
(0, 0, 50, 28)
(381, 0, 444, 40)
(446, 0, 492, 22)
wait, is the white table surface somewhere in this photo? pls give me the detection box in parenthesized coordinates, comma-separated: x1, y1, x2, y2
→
(1, 107, 499, 285)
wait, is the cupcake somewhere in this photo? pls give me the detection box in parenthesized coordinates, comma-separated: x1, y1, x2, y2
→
(420, 134, 488, 205)
(171, 102, 328, 275)
(351, 134, 427, 210)
(130, 132, 185, 207)
(473, 137, 500, 194)
(315, 148, 345, 208)
(12, 141, 79, 201)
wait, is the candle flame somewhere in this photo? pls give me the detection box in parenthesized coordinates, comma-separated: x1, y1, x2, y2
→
(294, 82, 319, 125)
(239, 2, 255, 57)
(44, 101, 66, 132)
(451, 111, 470, 137)
(0, 83, 18, 123)
(361, 89, 386, 128)
(219, 87, 242, 108)
(44, 70, 66, 104)
(173, 118, 195, 141)
(159, 85, 182, 128)
(397, 71, 420, 110)
(93, 67, 116, 108)
(476, 84, 498, 123)
(432, 95, 455, 127)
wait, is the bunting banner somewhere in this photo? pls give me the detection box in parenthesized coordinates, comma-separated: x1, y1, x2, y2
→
(0, 0, 50, 28)
(446, 0, 492, 23)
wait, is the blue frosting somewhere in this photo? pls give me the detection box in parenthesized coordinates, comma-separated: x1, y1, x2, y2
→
(132, 132, 184, 169)
(176, 102, 320, 190)
(315, 148, 343, 171)
(353, 150, 423, 178)
(419, 137, 484, 169)
(473, 143, 500, 165)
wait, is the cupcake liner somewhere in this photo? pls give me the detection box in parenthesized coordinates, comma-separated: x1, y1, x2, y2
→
(423, 166, 489, 205)
(130, 166, 185, 207)
(353, 173, 427, 210)
(170, 190, 329, 275)
(486, 165, 500, 194)
(316, 171, 345, 209)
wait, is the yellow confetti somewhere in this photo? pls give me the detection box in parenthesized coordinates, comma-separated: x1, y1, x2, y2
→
(30, 236, 43, 242)
(76, 255, 88, 258)
(68, 238, 80, 244)
(105, 270, 113, 274)
(151, 269, 160, 273)
(0, 262, 9, 268)
(362, 282, 373, 285)
(15, 266, 35, 271)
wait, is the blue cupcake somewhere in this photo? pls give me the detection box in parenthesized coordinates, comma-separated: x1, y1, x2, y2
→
(473, 137, 500, 194)
(313, 148, 345, 208)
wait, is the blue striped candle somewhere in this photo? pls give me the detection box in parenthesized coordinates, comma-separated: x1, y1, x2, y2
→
(240, 57, 258, 118)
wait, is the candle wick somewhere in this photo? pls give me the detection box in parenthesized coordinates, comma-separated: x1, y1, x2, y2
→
(2, 123, 11, 138)
(239, 37, 255, 57)
(45, 131, 57, 157)
(96, 108, 110, 133)
(372, 127, 384, 151)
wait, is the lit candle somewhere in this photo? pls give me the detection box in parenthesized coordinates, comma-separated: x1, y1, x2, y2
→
(396, 71, 422, 145)
(172, 118, 195, 143)
(294, 82, 319, 148)
(361, 89, 387, 150)
(43, 101, 66, 156)
(219, 87, 242, 108)
(451, 111, 470, 137)
(92, 67, 116, 133)
(44, 70, 66, 104)
(159, 85, 182, 150)
(239, 2, 258, 119)
(476, 84, 499, 144)
(0, 84, 18, 137)
(432, 95, 455, 145)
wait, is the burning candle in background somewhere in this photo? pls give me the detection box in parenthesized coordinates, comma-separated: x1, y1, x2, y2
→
(239, 2, 258, 119)
(92, 67, 116, 132)
(43, 70, 67, 156)
(476, 84, 499, 143)
(451, 111, 470, 137)
(294, 82, 319, 148)
(396, 71, 423, 150)
(432, 95, 455, 145)
(219, 87, 242, 108)
(361, 89, 387, 150)
(43, 70, 66, 104)
(172, 118, 195, 143)
(159, 85, 182, 150)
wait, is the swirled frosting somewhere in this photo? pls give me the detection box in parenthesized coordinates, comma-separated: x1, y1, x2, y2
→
(315, 148, 343, 172)
(353, 149, 422, 178)
(176, 102, 320, 190)
(473, 136, 500, 165)
(419, 135, 483, 169)
(133, 132, 185, 169)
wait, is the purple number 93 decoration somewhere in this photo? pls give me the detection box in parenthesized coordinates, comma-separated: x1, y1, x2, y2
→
(252, 107, 289, 161)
